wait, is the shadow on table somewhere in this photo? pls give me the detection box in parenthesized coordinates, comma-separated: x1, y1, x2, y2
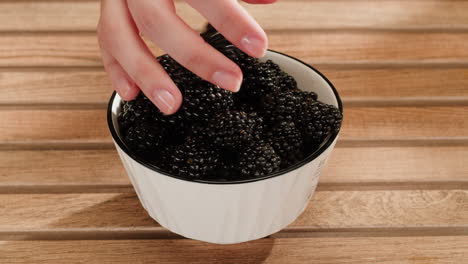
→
(3, 192, 275, 263)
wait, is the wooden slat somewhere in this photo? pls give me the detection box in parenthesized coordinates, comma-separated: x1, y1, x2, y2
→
(2, 68, 468, 104)
(246, 0, 468, 30)
(1, 106, 466, 144)
(2, 32, 468, 67)
(1, 237, 468, 264)
(1, 146, 468, 186)
(2, 1, 468, 31)
(272, 32, 468, 65)
(0, 71, 111, 104)
(340, 106, 468, 140)
(324, 145, 468, 184)
(0, 1, 100, 32)
(1, 190, 467, 229)
(0, 150, 127, 186)
(0, 34, 103, 67)
(1, 237, 468, 263)
(322, 68, 468, 99)
(0, 109, 109, 144)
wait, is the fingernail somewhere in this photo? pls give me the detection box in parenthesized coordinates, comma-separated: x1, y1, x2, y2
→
(241, 35, 266, 57)
(117, 78, 132, 98)
(152, 89, 176, 114)
(212, 71, 241, 92)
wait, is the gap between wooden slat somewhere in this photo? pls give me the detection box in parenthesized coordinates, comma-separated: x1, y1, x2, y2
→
(3, 62, 468, 72)
(344, 97, 468, 107)
(1, 97, 467, 110)
(5, 28, 468, 36)
(0, 142, 115, 151)
(0, 185, 134, 194)
(0, 227, 467, 241)
(4, 27, 468, 34)
(1, 138, 468, 151)
(3, 61, 468, 70)
(1, 181, 468, 194)
(272, 227, 468, 239)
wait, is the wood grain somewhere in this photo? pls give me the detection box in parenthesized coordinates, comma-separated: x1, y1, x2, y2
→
(1, 0, 467, 262)
(321, 68, 468, 99)
(2, 1, 468, 31)
(1, 106, 467, 144)
(0, 34, 102, 67)
(0, 190, 467, 230)
(0, 237, 467, 264)
(270, 32, 468, 65)
(0, 150, 127, 186)
(324, 145, 468, 184)
(340, 106, 468, 140)
(1, 146, 467, 186)
(2, 32, 468, 67)
(2, 68, 468, 104)
(0, 71, 111, 104)
(1, 237, 467, 263)
(0, 109, 109, 144)
(0, 1, 100, 32)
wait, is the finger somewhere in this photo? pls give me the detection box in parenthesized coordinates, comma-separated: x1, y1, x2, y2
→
(127, 0, 242, 93)
(99, 0, 182, 114)
(186, 0, 268, 58)
(99, 47, 139, 101)
(242, 0, 277, 4)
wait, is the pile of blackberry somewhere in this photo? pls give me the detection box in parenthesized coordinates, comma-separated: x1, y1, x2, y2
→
(118, 25, 342, 181)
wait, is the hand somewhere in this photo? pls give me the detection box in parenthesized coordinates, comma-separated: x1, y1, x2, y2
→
(98, 0, 276, 114)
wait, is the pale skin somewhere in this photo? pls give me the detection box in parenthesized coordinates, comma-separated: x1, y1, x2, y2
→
(98, 0, 277, 115)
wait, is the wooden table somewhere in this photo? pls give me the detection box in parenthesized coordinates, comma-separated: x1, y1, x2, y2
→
(1, 0, 467, 263)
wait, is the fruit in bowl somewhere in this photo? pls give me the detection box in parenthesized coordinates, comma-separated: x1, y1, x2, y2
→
(107, 26, 343, 244)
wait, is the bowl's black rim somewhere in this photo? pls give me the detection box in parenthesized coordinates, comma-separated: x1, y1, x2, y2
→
(107, 49, 343, 185)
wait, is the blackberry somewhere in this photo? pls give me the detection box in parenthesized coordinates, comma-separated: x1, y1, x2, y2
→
(159, 55, 235, 124)
(158, 55, 200, 88)
(182, 81, 234, 123)
(239, 141, 281, 177)
(118, 94, 158, 130)
(119, 93, 188, 146)
(266, 121, 303, 167)
(167, 141, 220, 179)
(235, 101, 258, 113)
(240, 60, 282, 98)
(294, 90, 318, 108)
(278, 71, 298, 92)
(200, 23, 218, 40)
(225, 49, 259, 72)
(123, 121, 166, 153)
(261, 90, 318, 124)
(298, 101, 342, 145)
(261, 91, 302, 124)
(208, 148, 241, 181)
(205, 111, 263, 149)
(201, 24, 259, 71)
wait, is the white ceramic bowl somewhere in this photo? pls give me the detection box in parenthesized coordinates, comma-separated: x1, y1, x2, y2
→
(107, 50, 343, 244)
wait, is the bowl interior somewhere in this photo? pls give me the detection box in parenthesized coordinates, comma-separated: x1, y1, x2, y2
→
(108, 50, 342, 183)
(259, 52, 339, 108)
(111, 50, 341, 140)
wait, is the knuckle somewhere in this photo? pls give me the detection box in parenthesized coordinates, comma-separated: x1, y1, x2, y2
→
(96, 21, 118, 47)
(131, 62, 155, 86)
(96, 24, 105, 43)
(182, 53, 205, 70)
(217, 16, 233, 34)
(103, 58, 118, 71)
(133, 7, 162, 35)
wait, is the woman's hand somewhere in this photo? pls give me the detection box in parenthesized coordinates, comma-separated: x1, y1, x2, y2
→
(98, 0, 276, 114)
